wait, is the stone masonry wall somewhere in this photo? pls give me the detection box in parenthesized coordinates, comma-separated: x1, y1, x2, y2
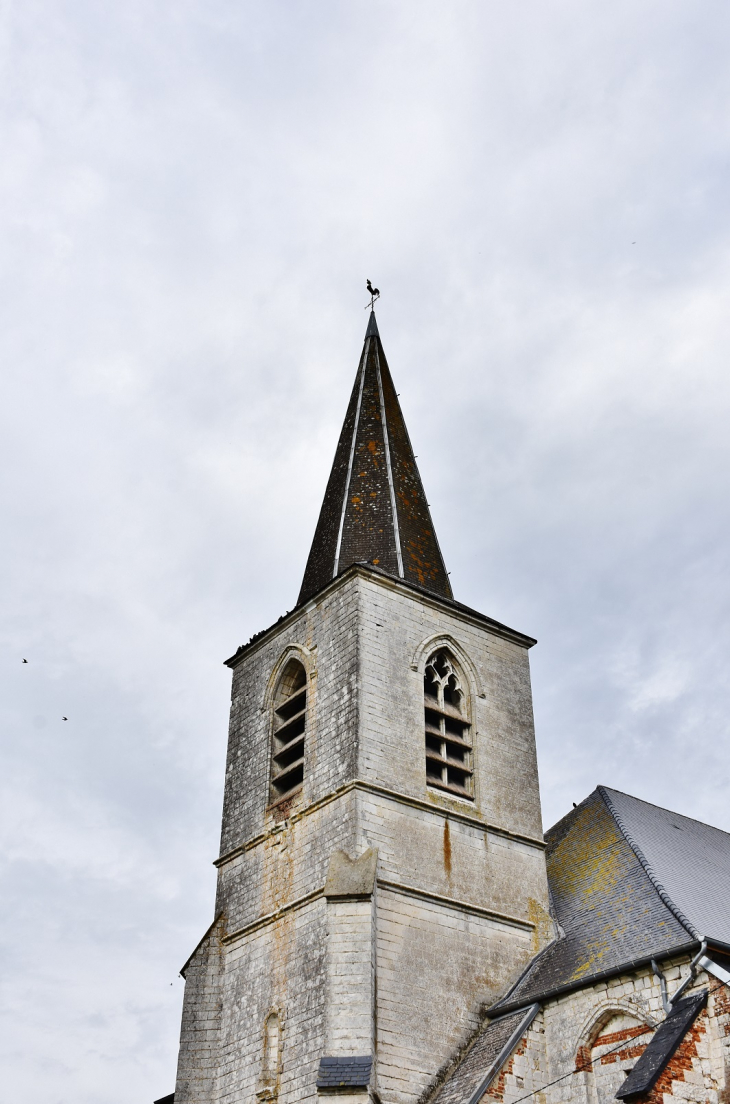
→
(377, 887, 535, 1104)
(175, 918, 225, 1104)
(324, 894, 375, 1057)
(219, 576, 360, 859)
(359, 789, 549, 939)
(176, 567, 551, 1104)
(218, 900, 328, 1104)
(357, 574, 544, 842)
(178, 575, 364, 1104)
(353, 575, 551, 1102)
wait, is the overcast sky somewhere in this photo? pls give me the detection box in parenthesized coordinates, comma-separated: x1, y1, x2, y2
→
(3, 2, 730, 1100)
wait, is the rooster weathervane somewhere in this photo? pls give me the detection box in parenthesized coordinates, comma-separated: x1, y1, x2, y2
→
(365, 279, 380, 310)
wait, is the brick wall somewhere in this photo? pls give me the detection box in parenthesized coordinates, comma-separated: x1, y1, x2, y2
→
(479, 957, 730, 1104)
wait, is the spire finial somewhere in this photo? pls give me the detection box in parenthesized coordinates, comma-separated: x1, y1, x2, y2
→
(365, 279, 380, 311)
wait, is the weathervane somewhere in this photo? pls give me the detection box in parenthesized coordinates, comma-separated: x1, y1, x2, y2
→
(365, 279, 380, 310)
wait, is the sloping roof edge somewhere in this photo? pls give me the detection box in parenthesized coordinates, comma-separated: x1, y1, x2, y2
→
(317, 1054, 372, 1089)
(179, 911, 224, 978)
(464, 1004, 539, 1104)
(598, 786, 700, 940)
(487, 939, 699, 1017)
(425, 1004, 539, 1104)
(615, 989, 708, 1099)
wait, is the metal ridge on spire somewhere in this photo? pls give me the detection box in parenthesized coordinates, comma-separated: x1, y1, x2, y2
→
(297, 315, 452, 605)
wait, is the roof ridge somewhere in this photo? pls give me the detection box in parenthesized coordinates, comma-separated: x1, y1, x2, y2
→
(598, 785, 700, 940)
(601, 785, 730, 839)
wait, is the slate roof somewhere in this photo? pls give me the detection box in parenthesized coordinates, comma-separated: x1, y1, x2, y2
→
(317, 1055, 372, 1089)
(430, 1006, 538, 1104)
(615, 990, 708, 1099)
(298, 312, 452, 605)
(492, 788, 691, 1011)
(601, 786, 730, 945)
(425, 787, 730, 1102)
(492, 786, 730, 1012)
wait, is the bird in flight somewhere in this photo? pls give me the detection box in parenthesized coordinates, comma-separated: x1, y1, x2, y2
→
(62, 716, 68, 721)
(22, 658, 28, 663)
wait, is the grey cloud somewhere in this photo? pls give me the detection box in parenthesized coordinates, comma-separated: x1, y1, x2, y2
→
(2, 1, 730, 1100)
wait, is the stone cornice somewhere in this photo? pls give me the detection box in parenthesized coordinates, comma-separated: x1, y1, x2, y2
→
(214, 779, 545, 869)
(377, 880, 534, 933)
(220, 877, 534, 949)
(224, 563, 536, 670)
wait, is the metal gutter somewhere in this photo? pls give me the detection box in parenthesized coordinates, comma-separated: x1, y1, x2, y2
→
(699, 953, 730, 986)
(653, 940, 707, 1013)
(488, 939, 700, 1017)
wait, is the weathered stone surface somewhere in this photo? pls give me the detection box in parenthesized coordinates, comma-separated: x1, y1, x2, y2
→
(173, 565, 549, 1104)
(427, 957, 730, 1104)
(324, 849, 378, 900)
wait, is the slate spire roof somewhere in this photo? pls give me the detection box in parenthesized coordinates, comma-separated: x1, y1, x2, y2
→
(298, 312, 452, 605)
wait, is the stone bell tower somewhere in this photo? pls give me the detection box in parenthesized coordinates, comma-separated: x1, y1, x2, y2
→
(171, 312, 552, 1104)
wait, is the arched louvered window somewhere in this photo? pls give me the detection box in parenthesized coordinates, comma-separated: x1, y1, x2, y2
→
(271, 659, 307, 801)
(424, 650, 473, 799)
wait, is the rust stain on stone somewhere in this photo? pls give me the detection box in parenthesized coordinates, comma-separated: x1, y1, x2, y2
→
(443, 819, 452, 879)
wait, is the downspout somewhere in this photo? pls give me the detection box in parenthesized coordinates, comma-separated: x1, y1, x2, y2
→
(652, 939, 707, 1014)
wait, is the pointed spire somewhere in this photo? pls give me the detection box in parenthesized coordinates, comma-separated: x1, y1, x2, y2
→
(365, 310, 379, 339)
(298, 314, 452, 605)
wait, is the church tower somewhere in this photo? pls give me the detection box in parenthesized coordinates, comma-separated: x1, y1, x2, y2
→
(172, 312, 552, 1104)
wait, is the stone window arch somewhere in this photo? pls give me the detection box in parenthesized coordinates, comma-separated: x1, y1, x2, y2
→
(424, 649, 473, 798)
(259, 1009, 281, 1099)
(270, 658, 307, 802)
(576, 1007, 652, 1104)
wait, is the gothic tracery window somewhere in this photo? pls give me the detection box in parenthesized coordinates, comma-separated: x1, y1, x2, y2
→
(424, 650, 473, 798)
(271, 659, 307, 801)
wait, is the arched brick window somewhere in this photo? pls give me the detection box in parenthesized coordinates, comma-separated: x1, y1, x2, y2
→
(271, 659, 307, 801)
(577, 1010, 650, 1103)
(424, 650, 473, 798)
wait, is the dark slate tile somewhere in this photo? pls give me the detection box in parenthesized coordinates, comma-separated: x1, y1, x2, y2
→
(317, 1055, 373, 1088)
(615, 990, 707, 1099)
